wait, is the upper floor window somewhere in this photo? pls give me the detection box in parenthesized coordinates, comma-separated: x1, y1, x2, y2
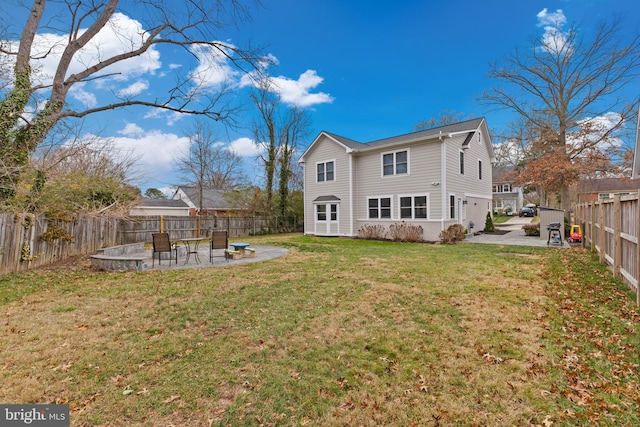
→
(478, 160, 482, 180)
(317, 161, 335, 182)
(493, 183, 512, 193)
(399, 195, 428, 219)
(368, 197, 391, 219)
(382, 150, 408, 176)
(459, 151, 465, 175)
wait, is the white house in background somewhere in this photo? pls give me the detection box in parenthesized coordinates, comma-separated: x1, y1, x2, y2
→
(492, 165, 524, 215)
(298, 118, 495, 241)
(129, 198, 190, 216)
(172, 186, 247, 216)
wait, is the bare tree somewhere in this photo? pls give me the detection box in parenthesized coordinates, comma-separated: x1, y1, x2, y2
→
(0, 0, 262, 200)
(251, 78, 278, 217)
(414, 110, 472, 131)
(480, 15, 640, 210)
(251, 78, 310, 228)
(174, 120, 245, 212)
(277, 106, 310, 229)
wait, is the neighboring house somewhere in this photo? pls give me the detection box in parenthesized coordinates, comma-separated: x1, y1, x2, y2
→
(129, 198, 190, 216)
(492, 165, 523, 215)
(298, 118, 495, 241)
(172, 186, 245, 216)
(574, 178, 640, 204)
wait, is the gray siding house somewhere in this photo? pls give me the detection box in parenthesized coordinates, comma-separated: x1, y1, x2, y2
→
(298, 118, 495, 241)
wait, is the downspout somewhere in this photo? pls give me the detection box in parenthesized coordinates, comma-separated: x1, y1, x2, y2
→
(440, 131, 447, 232)
(301, 162, 307, 235)
(349, 152, 354, 236)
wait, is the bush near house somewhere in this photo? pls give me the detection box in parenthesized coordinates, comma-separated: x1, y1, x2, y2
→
(522, 223, 540, 236)
(388, 222, 424, 242)
(439, 223, 466, 244)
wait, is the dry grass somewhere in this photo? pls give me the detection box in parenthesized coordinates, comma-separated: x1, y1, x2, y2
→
(1, 234, 637, 426)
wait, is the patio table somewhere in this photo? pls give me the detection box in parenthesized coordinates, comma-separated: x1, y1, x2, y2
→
(178, 237, 206, 264)
(229, 242, 251, 256)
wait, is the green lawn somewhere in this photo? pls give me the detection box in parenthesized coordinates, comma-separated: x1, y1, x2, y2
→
(1, 234, 638, 426)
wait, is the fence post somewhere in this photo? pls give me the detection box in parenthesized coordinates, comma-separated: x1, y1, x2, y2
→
(613, 195, 621, 279)
(637, 199, 640, 306)
(589, 202, 594, 252)
(599, 201, 606, 264)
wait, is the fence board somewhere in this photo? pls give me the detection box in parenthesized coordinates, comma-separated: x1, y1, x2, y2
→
(575, 195, 640, 306)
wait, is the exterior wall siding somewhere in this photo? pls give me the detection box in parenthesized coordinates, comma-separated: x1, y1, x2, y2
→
(302, 135, 351, 236)
(301, 121, 494, 241)
(353, 140, 444, 240)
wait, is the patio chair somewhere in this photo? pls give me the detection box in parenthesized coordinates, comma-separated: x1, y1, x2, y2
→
(152, 233, 178, 267)
(210, 230, 228, 262)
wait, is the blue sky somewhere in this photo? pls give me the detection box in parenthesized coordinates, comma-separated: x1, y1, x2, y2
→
(5, 0, 640, 194)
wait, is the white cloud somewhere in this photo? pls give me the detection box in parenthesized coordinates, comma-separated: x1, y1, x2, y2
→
(229, 137, 261, 157)
(116, 80, 149, 98)
(189, 43, 239, 89)
(107, 126, 190, 185)
(69, 83, 97, 108)
(119, 123, 145, 136)
(536, 8, 569, 52)
(241, 69, 334, 108)
(23, 13, 161, 90)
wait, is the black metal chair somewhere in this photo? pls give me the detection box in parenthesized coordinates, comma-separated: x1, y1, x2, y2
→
(210, 230, 228, 262)
(152, 233, 178, 267)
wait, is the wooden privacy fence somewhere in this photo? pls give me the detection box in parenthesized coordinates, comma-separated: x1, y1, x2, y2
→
(119, 215, 272, 244)
(574, 194, 640, 306)
(0, 213, 120, 275)
(0, 214, 290, 275)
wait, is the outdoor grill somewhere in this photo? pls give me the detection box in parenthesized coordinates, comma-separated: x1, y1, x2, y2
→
(546, 222, 563, 246)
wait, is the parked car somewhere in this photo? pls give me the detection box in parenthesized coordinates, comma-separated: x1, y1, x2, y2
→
(519, 205, 536, 217)
(519, 203, 537, 217)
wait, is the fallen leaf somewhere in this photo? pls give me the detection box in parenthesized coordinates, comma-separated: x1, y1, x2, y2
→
(163, 395, 180, 404)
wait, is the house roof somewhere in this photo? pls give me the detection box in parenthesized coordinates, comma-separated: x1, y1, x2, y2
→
(492, 165, 516, 182)
(313, 195, 341, 202)
(575, 178, 640, 194)
(133, 198, 190, 208)
(299, 118, 493, 162)
(173, 186, 242, 210)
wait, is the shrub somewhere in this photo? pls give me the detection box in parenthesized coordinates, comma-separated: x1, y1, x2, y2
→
(522, 223, 540, 236)
(439, 224, 466, 244)
(357, 224, 387, 240)
(388, 222, 424, 242)
(484, 212, 495, 232)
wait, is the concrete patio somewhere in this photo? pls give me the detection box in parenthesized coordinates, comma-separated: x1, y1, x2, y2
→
(463, 216, 570, 248)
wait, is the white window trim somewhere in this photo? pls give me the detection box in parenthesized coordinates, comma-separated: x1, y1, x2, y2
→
(478, 159, 483, 180)
(398, 193, 430, 220)
(381, 149, 410, 177)
(448, 193, 456, 220)
(459, 150, 465, 175)
(367, 195, 393, 220)
(316, 159, 336, 183)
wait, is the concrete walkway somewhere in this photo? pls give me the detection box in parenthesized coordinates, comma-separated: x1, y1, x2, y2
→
(148, 244, 289, 271)
(463, 216, 568, 248)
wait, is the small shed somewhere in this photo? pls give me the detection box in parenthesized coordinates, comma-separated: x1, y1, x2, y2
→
(538, 207, 565, 242)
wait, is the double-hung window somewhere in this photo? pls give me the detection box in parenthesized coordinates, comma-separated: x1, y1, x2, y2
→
(399, 195, 428, 219)
(382, 150, 408, 176)
(368, 197, 391, 219)
(316, 204, 326, 221)
(317, 161, 335, 182)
